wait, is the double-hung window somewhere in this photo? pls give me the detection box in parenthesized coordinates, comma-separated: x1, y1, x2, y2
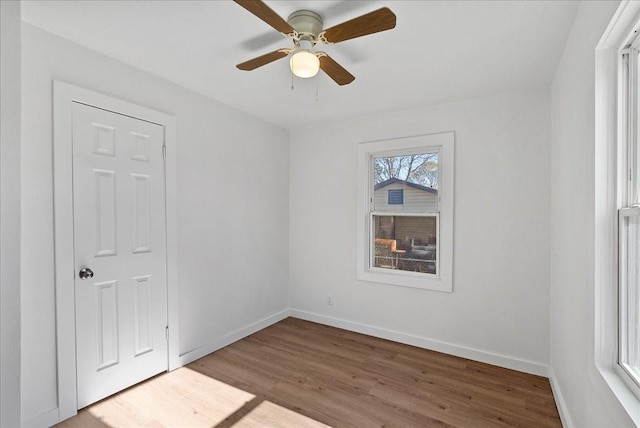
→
(357, 132, 454, 292)
(619, 33, 640, 398)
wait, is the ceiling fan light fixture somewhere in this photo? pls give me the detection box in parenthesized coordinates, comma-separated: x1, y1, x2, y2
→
(234, 1, 396, 85)
(290, 50, 319, 78)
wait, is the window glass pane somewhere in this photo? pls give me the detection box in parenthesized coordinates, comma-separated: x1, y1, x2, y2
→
(622, 213, 640, 379)
(373, 152, 438, 212)
(636, 49, 640, 205)
(373, 215, 437, 275)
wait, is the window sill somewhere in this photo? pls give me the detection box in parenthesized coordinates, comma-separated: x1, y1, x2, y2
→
(357, 268, 452, 292)
(592, 364, 640, 425)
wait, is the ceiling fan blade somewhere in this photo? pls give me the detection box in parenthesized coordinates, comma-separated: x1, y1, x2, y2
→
(322, 7, 396, 44)
(234, 0, 294, 34)
(319, 55, 355, 86)
(237, 49, 289, 71)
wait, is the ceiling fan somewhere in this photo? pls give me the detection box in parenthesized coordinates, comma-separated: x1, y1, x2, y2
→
(234, 0, 397, 85)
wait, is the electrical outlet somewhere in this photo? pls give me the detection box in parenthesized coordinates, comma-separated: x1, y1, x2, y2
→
(327, 294, 333, 305)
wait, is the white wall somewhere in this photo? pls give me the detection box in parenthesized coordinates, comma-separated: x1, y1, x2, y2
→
(0, 2, 21, 428)
(289, 90, 551, 373)
(549, 1, 634, 426)
(20, 23, 289, 425)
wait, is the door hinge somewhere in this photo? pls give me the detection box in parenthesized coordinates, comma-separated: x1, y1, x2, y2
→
(162, 145, 166, 159)
(165, 326, 169, 341)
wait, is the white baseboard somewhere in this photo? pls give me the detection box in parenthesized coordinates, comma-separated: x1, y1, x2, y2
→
(21, 407, 59, 428)
(36, 308, 557, 428)
(548, 366, 573, 427)
(37, 308, 553, 427)
(290, 309, 550, 377)
(178, 309, 291, 366)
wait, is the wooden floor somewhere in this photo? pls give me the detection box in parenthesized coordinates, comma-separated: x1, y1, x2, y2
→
(57, 318, 561, 427)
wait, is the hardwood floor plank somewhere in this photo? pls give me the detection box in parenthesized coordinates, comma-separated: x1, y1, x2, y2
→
(56, 318, 561, 428)
(233, 400, 332, 428)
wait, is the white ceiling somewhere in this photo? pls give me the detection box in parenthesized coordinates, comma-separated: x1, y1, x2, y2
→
(21, 0, 580, 130)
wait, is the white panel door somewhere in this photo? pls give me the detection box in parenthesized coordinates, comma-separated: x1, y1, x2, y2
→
(72, 102, 168, 409)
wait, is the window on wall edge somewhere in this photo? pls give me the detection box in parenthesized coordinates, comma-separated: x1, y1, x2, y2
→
(356, 132, 454, 292)
(618, 30, 640, 401)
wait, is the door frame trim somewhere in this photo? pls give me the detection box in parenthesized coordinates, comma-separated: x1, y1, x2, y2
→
(53, 81, 179, 421)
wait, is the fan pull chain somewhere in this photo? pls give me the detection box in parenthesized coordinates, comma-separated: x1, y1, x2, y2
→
(291, 72, 294, 91)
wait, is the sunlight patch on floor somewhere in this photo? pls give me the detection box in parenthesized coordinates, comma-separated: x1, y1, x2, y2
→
(232, 401, 331, 428)
(84, 367, 255, 427)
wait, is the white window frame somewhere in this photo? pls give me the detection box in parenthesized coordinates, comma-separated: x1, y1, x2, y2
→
(619, 207, 640, 396)
(594, 2, 640, 424)
(617, 33, 640, 400)
(356, 132, 454, 292)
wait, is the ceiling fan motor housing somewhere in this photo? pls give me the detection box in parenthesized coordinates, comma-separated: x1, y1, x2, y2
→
(287, 10, 323, 40)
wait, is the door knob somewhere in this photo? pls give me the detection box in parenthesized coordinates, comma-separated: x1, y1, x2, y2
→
(79, 267, 94, 280)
